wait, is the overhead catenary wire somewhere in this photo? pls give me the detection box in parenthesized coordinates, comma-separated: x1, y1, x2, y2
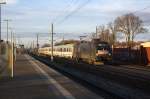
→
(131, 5, 150, 14)
(111, 5, 150, 26)
(52, 0, 79, 23)
(128, 5, 150, 25)
(55, 0, 91, 25)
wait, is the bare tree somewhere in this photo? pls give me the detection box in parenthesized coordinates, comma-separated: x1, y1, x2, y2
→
(90, 32, 97, 39)
(108, 22, 117, 46)
(114, 13, 147, 47)
(97, 25, 111, 42)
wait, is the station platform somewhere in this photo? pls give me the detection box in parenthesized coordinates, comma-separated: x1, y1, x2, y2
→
(0, 54, 104, 99)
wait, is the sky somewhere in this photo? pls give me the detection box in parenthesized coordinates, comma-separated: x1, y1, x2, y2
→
(1, 0, 150, 47)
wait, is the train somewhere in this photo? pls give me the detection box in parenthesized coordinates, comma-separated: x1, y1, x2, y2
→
(38, 39, 112, 64)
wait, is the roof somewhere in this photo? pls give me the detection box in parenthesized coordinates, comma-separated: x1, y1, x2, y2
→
(39, 44, 75, 49)
(55, 44, 74, 48)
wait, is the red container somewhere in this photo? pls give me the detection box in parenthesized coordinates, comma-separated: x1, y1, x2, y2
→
(146, 48, 150, 64)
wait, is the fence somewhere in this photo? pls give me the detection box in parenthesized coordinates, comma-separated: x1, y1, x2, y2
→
(113, 47, 150, 65)
(0, 41, 15, 78)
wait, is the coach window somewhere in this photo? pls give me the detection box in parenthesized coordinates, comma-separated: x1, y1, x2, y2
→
(64, 48, 66, 52)
(69, 48, 71, 52)
(66, 48, 68, 52)
(65, 48, 67, 52)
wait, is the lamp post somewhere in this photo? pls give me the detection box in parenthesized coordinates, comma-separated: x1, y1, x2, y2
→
(10, 29, 14, 78)
(0, 1, 6, 55)
(51, 23, 54, 62)
(4, 19, 11, 42)
(36, 33, 39, 49)
(0, 1, 6, 42)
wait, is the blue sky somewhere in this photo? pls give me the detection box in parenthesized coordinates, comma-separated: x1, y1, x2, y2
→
(1, 0, 150, 46)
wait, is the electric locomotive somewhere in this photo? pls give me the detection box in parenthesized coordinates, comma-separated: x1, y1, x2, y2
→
(74, 39, 112, 64)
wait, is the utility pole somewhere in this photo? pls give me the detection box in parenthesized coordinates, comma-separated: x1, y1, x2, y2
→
(96, 26, 98, 38)
(0, 1, 6, 42)
(36, 33, 39, 49)
(36, 33, 39, 54)
(51, 23, 54, 62)
(4, 19, 11, 42)
(0, 1, 6, 54)
(10, 30, 14, 78)
(13, 33, 16, 61)
(33, 40, 34, 49)
(30, 42, 32, 49)
(0, 4, 1, 42)
(17, 35, 21, 46)
(62, 35, 65, 44)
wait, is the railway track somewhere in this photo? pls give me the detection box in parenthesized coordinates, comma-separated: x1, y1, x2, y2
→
(93, 65, 150, 92)
(31, 54, 150, 98)
(71, 62, 150, 93)
(115, 65, 150, 73)
(95, 65, 150, 80)
(63, 61, 150, 92)
(30, 54, 122, 99)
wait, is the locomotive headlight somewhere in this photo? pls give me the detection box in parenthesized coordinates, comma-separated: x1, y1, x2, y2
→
(108, 53, 111, 56)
